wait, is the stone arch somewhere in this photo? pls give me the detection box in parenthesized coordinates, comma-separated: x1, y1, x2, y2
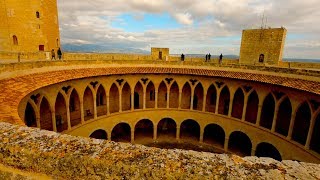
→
(158, 81, 167, 108)
(83, 86, 94, 120)
(24, 102, 37, 127)
(181, 82, 191, 109)
(245, 90, 259, 124)
(292, 102, 311, 145)
(134, 119, 154, 142)
(55, 92, 67, 132)
(111, 122, 131, 142)
(193, 83, 204, 111)
(122, 82, 131, 111)
(109, 83, 119, 113)
(146, 81, 155, 108)
(90, 129, 108, 140)
(310, 111, 320, 154)
(69, 89, 81, 127)
(134, 81, 143, 109)
(40, 97, 53, 131)
(218, 86, 230, 115)
(180, 119, 200, 141)
(206, 84, 217, 113)
(228, 131, 252, 156)
(169, 82, 179, 108)
(96, 85, 107, 116)
(276, 97, 292, 136)
(157, 118, 176, 139)
(231, 88, 244, 119)
(260, 93, 275, 130)
(255, 142, 282, 161)
(203, 124, 225, 147)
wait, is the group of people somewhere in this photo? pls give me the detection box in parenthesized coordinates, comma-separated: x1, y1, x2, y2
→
(180, 53, 223, 63)
(51, 48, 62, 60)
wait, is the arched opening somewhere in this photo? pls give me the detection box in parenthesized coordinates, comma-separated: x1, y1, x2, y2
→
(134, 119, 154, 143)
(122, 82, 131, 111)
(193, 83, 203, 111)
(218, 86, 230, 115)
(169, 82, 179, 108)
(83, 87, 94, 121)
(24, 102, 36, 127)
(276, 97, 292, 136)
(109, 83, 119, 113)
(206, 84, 217, 113)
(157, 118, 176, 139)
(146, 81, 155, 108)
(259, 54, 264, 63)
(180, 119, 200, 141)
(231, 88, 244, 119)
(36, 11, 40, 18)
(134, 82, 143, 109)
(260, 94, 275, 130)
(158, 81, 167, 108)
(292, 102, 311, 145)
(228, 131, 252, 156)
(111, 123, 131, 142)
(55, 93, 67, 132)
(255, 142, 282, 161)
(203, 124, 225, 148)
(69, 89, 81, 127)
(181, 82, 191, 109)
(40, 97, 53, 131)
(96, 85, 107, 116)
(90, 129, 107, 140)
(13, 35, 18, 45)
(310, 113, 320, 153)
(245, 91, 259, 124)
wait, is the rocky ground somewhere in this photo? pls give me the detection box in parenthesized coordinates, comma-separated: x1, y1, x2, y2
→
(0, 122, 319, 179)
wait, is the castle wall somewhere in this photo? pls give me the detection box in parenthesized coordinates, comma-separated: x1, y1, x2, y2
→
(239, 28, 287, 65)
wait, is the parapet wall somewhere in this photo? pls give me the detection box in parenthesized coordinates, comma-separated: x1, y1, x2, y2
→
(0, 122, 319, 179)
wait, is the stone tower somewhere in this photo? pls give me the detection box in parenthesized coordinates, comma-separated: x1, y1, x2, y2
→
(0, 0, 60, 52)
(239, 27, 287, 65)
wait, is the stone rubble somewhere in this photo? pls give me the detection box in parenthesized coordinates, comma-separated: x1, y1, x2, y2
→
(0, 122, 319, 179)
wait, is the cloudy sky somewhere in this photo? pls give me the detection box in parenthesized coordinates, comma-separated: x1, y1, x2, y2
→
(57, 0, 320, 59)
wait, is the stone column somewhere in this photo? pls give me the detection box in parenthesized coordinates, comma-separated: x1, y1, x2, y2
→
(224, 137, 229, 151)
(228, 97, 234, 117)
(287, 113, 296, 140)
(155, 90, 158, 109)
(66, 101, 72, 128)
(190, 90, 194, 110)
(200, 127, 204, 143)
(51, 110, 57, 132)
(143, 87, 146, 109)
(241, 96, 248, 121)
(106, 95, 110, 115)
(93, 94, 97, 119)
(215, 92, 220, 114)
(271, 106, 279, 132)
(202, 92, 207, 112)
(255, 103, 263, 126)
(251, 148, 256, 156)
(36, 111, 41, 128)
(119, 91, 122, 112)
(131, 128, 135, 143)
(153, 126, 157, 141)
(305, 115, 316, 149)
(79, 99, 84, 123)
(166, 89, 170, 108)
(176, 127, 180, 140)
(131, 91, 134, 111)
(178, 90, 182, 109)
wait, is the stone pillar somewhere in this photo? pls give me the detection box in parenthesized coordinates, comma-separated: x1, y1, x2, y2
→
(255, 103, 263, 126)
(215, 92, 220, 114)
(178, 90, 182, 109)
(176, 127, 180, 140)
(271, 107, 279, 132)
(224, 137, 229, 151)
(241, 96, 248, 121)
(66, 101, 72, 128)
(106, 95, 110, 115)
(190, 90, 194, 110)
(131, 91, 134, 111)
(200, 127, 204, 143)
(166, 89, 170, 108)
(153, 126, 157, 141)
(93, 94, 97, 119)
(36, 111, 41, 128)
(143, 87, 146, 109)
(228, 97, 234, 117)
(202, 92, 207, 112)
(251, 148, 256, 156)
(305, 115, 316, 149)
(51, 110, 57, 132)
(79, 99, 84, 123)
(287, 113, 296, 140)
(131, 128, 135, 143)
(119, 91, 122, 112)
(108, 132, 112, 141)
(155, 90, 158, 109)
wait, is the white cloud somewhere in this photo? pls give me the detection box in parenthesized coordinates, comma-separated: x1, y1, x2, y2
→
(173, 13, 193, 25)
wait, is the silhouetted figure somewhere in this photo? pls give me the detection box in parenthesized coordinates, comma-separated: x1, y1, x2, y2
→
(208, 53, 211, 61)
(51, 49, 56, 60)
(205, 54, 208, 62)
(57, 47, 62, 60)
(181, 53, 185, 61)
(219, 53, 223, 64)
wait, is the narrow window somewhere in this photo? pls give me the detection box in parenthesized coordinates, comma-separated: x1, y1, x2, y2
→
(36, 11, 40, 18)
(39, 45, 44, 51)
(259, 54, 264, 63)
(13, 35, 18, 45)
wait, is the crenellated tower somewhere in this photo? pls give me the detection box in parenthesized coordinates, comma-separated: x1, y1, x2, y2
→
(0, 0, 60, 52)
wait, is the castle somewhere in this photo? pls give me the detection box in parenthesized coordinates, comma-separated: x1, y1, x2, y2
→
(0, 0, 320, 179)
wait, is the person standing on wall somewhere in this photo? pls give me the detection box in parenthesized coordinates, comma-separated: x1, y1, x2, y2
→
(57, 47, 62, 60)
(51, 49, 56, 60)
(208, 53, 211, 61)
(219, 53, 223, 64)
